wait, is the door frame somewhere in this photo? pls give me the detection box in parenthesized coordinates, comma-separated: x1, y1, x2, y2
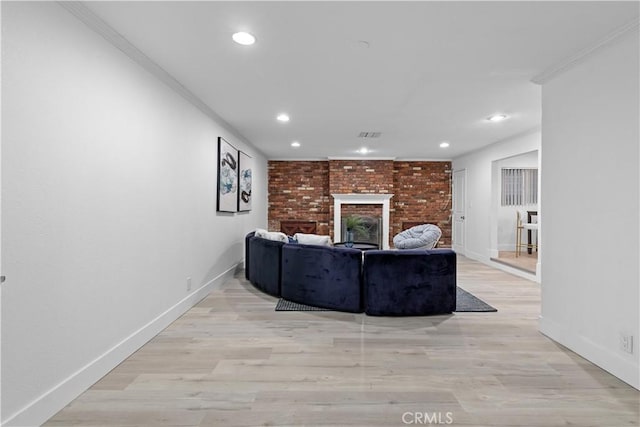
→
(452, 168, 467, 255)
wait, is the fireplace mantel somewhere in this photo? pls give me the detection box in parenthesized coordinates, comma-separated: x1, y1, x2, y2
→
(332, 193, 394, 249)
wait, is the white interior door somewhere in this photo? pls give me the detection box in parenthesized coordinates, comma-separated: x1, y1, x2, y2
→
(452, 169, 466, 254)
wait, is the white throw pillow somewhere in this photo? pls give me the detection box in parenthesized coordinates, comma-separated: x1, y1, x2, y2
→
(293, 233, 333, 247)
(254, 228, 288, 243)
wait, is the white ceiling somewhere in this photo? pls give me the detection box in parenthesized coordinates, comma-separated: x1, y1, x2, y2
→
(84, 1, 638, 160)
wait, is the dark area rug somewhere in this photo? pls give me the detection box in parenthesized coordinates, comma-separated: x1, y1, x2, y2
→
(275, 287, 497, 313)
(455, 287, 497, 312)
(275, 299, 332, 311)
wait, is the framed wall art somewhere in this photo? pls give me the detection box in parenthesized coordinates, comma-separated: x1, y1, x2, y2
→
(238, 151, 253, 212)
(217, 137, 238, 212)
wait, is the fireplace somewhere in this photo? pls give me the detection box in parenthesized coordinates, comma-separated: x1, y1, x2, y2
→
(332, 194, 393, 249)
(341, 215, 383, 248)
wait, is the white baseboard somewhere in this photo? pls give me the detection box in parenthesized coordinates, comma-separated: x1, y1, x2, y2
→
(496, 244, 538, 252)
(2, 263, 239, 427)
(539, 316, 639, 390)
(490, 259, 539, 282)
(462, 248, 489, 264)
(496, 244, 514, 252)
(463, 248, 539, 283)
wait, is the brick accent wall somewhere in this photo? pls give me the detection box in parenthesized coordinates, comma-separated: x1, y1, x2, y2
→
(328, 160, 394, 241)
(393, 161, 452, 246)
(328, 160, 394, 194)
(267, 160, 452, 247)
(267, 161, 330, 235)
(341, 204, 383, 218)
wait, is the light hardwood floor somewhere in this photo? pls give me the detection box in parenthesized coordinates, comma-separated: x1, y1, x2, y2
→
(45, 256, 639, 426)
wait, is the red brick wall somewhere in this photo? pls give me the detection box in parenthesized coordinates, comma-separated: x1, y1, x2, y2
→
(267, 161, 330, 235)
(328, 160, 394, 194)
(267, 160, 452, 247)
(341, 204, 383, 218)
(328, 160, 394, 240)
(393, 161, 452, 246)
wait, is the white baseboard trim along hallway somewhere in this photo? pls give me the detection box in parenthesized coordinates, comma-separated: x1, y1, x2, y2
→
(2, 264, 239, 427)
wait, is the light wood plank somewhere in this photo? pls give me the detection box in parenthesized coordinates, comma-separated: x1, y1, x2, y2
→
(45, 256, 640, 426)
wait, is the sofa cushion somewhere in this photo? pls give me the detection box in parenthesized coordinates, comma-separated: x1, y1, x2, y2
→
(293, 233, 333, 247)
(281, 244, 362, 312)
(244, 231, 255, 281)
(255, 228, 288, 243)
(248, 236, 285, 297)
(363, 249, 456, 316)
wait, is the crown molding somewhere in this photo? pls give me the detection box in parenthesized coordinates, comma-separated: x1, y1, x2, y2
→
(532, 17, 639, 85)
(57, 1, 259, 154)
(269, 157, 451, 162)
(394, 158, 453, 162)
(268, 158, 329, 162)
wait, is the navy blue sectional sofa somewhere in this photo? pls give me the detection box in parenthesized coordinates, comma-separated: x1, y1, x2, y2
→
(363, 249, 456, 316)
(281, 243, 363, 312)
(244, 231, 254, 281)
(244, 232, 456, 316)
(247, 233, 285, 297)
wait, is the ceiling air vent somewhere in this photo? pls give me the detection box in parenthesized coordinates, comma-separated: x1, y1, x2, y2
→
(358, 132, 382, 138)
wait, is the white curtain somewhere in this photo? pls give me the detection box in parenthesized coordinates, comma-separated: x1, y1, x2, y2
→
(501, 168, 538, 206)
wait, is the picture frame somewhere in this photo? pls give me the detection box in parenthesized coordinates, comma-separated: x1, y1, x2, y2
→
(217, 137, 239, 213)
(238, 151, 253, 212)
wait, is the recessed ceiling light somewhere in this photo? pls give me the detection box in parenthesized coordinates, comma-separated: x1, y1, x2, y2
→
(232, 32, 256, 46)
(358, 147, 369, 155)
(291, 141, 301, 148)
(276, 113, 290, 122)
(487, 114, 508, 122)
(439, 141, 450, 148)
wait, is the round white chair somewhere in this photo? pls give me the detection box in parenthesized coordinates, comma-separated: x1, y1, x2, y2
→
(393, 224, 442, 250)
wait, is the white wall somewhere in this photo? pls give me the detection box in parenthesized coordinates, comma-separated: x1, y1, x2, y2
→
(452, 129, 541, 278)
(495, 151, 539, 251)
(1, 3, 268, 425)
(539, 29, 639, 389)
(0, 1, 3, 422)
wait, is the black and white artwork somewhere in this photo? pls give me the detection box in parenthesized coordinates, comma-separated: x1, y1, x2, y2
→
(217, 137, 238, 212)
(238, 151, 252, 211)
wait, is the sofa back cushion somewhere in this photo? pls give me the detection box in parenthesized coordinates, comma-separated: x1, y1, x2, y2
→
(244, 231, 256, 281)
(255, 228, 288, 243)
(248, 236, 285, 296)
(281, 244, 362, 312)
(363, 249, 456, 316)
(293, 233, 333, 247)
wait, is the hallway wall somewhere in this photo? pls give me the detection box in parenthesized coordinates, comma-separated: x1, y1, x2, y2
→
(1, 3, 268, 424)
(539, 27, 639, 389)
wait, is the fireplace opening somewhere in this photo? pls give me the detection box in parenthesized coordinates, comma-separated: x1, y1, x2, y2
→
(341, 215, 382, 248)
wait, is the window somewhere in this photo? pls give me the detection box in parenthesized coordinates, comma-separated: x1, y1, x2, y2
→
(501, 168, 538, 206)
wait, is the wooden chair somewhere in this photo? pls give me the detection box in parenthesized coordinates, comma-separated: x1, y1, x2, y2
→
(515, 211, 538, 257)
